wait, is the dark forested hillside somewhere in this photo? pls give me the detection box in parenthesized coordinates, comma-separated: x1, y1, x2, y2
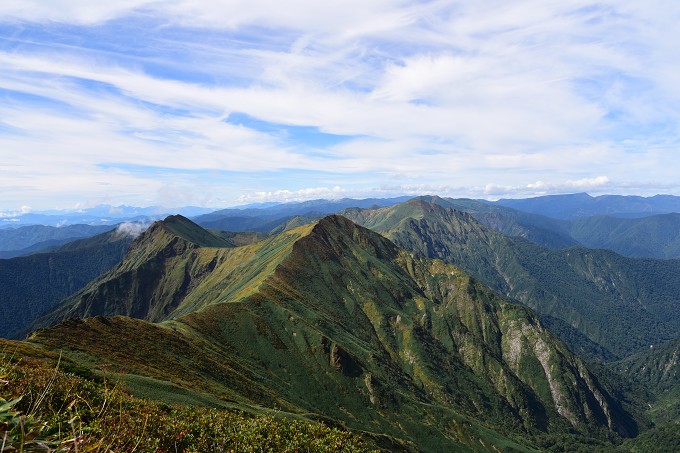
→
(0, 230, 133, 338)
(569, 213, 680, 258)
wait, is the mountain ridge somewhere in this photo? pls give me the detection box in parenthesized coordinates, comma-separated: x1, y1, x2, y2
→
(24, 213, 638, 450)
(341, 199, 680, 360)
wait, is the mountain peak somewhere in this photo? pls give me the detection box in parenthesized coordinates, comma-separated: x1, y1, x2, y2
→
(302, 214, 399, 261)
(409, 194, 446, 206)
(161, 213, 191, 224)
(312, 213, 361, 233)
(144, 214, 230, 248)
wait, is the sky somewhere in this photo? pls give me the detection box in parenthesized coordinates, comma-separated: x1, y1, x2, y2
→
(1, 1, 679, 211)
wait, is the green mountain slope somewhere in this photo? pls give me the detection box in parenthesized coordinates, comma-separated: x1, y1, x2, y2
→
(25, 215, 638, 451)
(610, 339, 679, 425)
(30, 214, 284, 328)
(402, 195, 680, 259)
(342, 199, 680, 360)
(569, 213, 680, 259)
(0, 229, 133, 339)
(0, 341, 382, 452)
(417, 196, 577, 249)
(411, 196, 680, 259)
(606, 339, 680, 452)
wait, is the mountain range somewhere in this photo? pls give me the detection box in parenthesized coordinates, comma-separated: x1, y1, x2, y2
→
(0, 224, 116, 258)
(194, 194, 680, 259)
(0, 204, 214, 228)
(6, 194, 680, 260)
(2, 194, 679, 451)
(20, 214, 640, 451)
(494, 193, 680, 219)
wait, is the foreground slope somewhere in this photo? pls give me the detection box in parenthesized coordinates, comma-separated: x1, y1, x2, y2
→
(342, 199, 680, 360)
(26, 215, 637, 451)
(0, 342, 377, 452)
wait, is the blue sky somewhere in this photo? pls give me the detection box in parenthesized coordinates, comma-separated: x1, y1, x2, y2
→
(1, 1, 679, 211)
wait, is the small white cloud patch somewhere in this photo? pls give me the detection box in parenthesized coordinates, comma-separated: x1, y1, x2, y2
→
(115, 221, 150, 239)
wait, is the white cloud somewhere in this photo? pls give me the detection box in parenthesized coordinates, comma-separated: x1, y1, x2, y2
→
(115, 221, 150, 239)
(485, 176, 613, 198)
(237, 186, 349, 203)
(0, 0, 153, 24)
(1, 1, 680, 209)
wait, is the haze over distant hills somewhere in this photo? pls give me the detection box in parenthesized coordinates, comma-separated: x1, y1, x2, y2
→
(0, 224, 116, 258)
(192, 196, 412, 231)
(494, 193, 680, 219)
(0, 204, 214, 228)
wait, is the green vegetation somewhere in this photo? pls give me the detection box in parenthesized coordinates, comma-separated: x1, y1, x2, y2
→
(570, 213, 680, 259)
(343, 199, 680, 360)
(161, 215, 233, 247)
(397, 195, 680, 259)
(10, 208, 679, 451)
(19, 214, 646, 451)
(0, 345, 374, 452)
(619, 420, 680, 453)
(608, 339, 679, 426)
(31, 217, 314, 328)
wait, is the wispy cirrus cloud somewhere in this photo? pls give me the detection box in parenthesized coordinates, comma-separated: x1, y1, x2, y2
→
(1, 0, 679, 210)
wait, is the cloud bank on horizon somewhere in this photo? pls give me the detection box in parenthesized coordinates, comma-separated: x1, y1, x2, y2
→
(1, 0, 679, 210)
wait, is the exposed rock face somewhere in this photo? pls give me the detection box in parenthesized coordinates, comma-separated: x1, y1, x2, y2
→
(330, 344, 362, 377)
